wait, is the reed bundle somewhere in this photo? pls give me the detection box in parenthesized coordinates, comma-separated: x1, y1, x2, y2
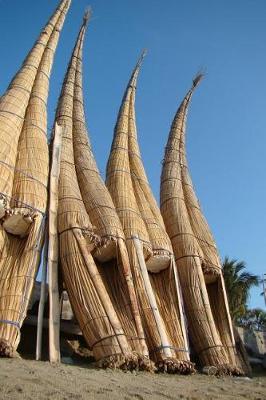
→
(56, 15, 151, 370)
(0, 0, 71, 356)
(160, 75, 243, 375)
(106, 53, 193, 374)
(0, 0, 70, 211)
(72, 28, 149, 362)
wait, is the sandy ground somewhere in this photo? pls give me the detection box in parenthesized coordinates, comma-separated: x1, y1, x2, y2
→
(0, 358, 265, 400)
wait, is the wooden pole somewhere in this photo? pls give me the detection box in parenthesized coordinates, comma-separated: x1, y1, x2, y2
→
(132, 235, 172, 358)
(36, 229, 48, 360)
(220, 276, 235, 346)
(48, 123, 63, 363)
(171, 256, 190, 353)
(118, 238, 149, 357)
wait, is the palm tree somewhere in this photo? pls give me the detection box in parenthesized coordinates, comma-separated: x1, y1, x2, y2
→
(240, 308, 266, 331)
(222, 257, 259, 322)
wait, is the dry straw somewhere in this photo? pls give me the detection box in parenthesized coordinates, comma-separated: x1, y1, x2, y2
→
(160, 74, 243, 375)
(56, 14, 151, 370)
(106, 53, 194, 374)
(0, 0, 71, 356)
(71, 22, 150, 363)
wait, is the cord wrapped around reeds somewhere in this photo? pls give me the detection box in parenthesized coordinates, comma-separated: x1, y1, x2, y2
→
(160, 74, 244, 375)
(56, 14, 150, 370)
(0, 0, 71, 356)
(106, 53, 194, 374)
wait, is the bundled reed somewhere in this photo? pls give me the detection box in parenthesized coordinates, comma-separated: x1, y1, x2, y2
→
(106, 53, 193, 374)
(160, 75, 243, 375)
(56, 14, 149, 370)
(72, 24, 150, 364)
(0, 0, 71, 356)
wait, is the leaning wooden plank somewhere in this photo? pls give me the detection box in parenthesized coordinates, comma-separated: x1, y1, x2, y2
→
(36, 229, 48, 361)
(133, 235, 172, 358)
(48, 123, 63, 363)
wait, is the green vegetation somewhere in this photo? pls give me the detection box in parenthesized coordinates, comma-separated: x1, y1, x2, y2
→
(222, 256, 261, 325)
(238, 308, 266, 331)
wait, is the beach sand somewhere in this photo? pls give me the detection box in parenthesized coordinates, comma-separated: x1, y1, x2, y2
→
(0, 358, 265, 400)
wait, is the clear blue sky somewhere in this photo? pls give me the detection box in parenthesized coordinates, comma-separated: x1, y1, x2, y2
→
(0, 0, 265, 309)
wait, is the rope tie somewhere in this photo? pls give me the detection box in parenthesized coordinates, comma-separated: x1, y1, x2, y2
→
(150, 345, 189, 354)
(160, 195, 201, 210)
(0, 160, 47, 190)
(0, 319, 20, 329)
(0, 110, 24, 120)
(170, 232, 218, 250)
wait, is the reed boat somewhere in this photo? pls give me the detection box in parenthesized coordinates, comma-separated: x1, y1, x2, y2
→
(106, 53, 194, 374)
(160, 75, 243, 375)
(54, 13, 153, 370)
(0, 0, 71, 356)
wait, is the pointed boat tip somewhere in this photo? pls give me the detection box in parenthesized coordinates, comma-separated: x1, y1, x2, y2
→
(61, 0, 71, 9)
(128, 48, 147, 87)
(136, 48, 148, 69)
(83, 6, 92, 26)
(192, 70, 205, 89)
(141, 48, 148, 59)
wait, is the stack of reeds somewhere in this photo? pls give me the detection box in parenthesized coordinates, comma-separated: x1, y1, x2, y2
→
(0, 0, 71, 357)
(55, 13, 152, 370)
(106, 53, 194, 374)
(160, 75, 243, 375)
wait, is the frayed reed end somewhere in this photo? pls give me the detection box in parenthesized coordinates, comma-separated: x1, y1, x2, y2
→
(83, 6, 92, 26)
(96, 354, 138, 371)
(202, 364, 244, 377)
(156, 359, 196, 375)
(139, 49, 147, 65)
(216, 364, 244, 377)
(0, 339, 14, 358)
(82, 229, 100, 247)
(96, 354, 155, 372)
(137, 355, 155, 372)
(202, 264, 221, 276)
(192, 72, 204, 89)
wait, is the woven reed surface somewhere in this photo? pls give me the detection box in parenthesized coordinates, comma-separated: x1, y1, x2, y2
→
(71, 34, 149, 358)
(150, 269, 190, 363)
(106, 55, 192, 372)
(126, 242, 168, 358)
(56, 24, 94, 236)
(160, 76, 220, 276)
(0, 0, 70, 203)
(11, 2, 70, 214)
(98, 257, 143, 356)
(56, 17, 147, 366)
(160, 76, 239, 372)
(106, 63, 151, 255)
(127, 69, 173, 261)
(59, 229, 132, 362)
(0, 0, 70, 355)
(207, 279, 238, 365)
(0, 214, 45, 355)
(72, 40, 126, 245)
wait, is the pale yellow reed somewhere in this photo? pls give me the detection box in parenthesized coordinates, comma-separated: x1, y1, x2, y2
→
(0, 0, 71, 356)
(160, 75, 242, 375)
